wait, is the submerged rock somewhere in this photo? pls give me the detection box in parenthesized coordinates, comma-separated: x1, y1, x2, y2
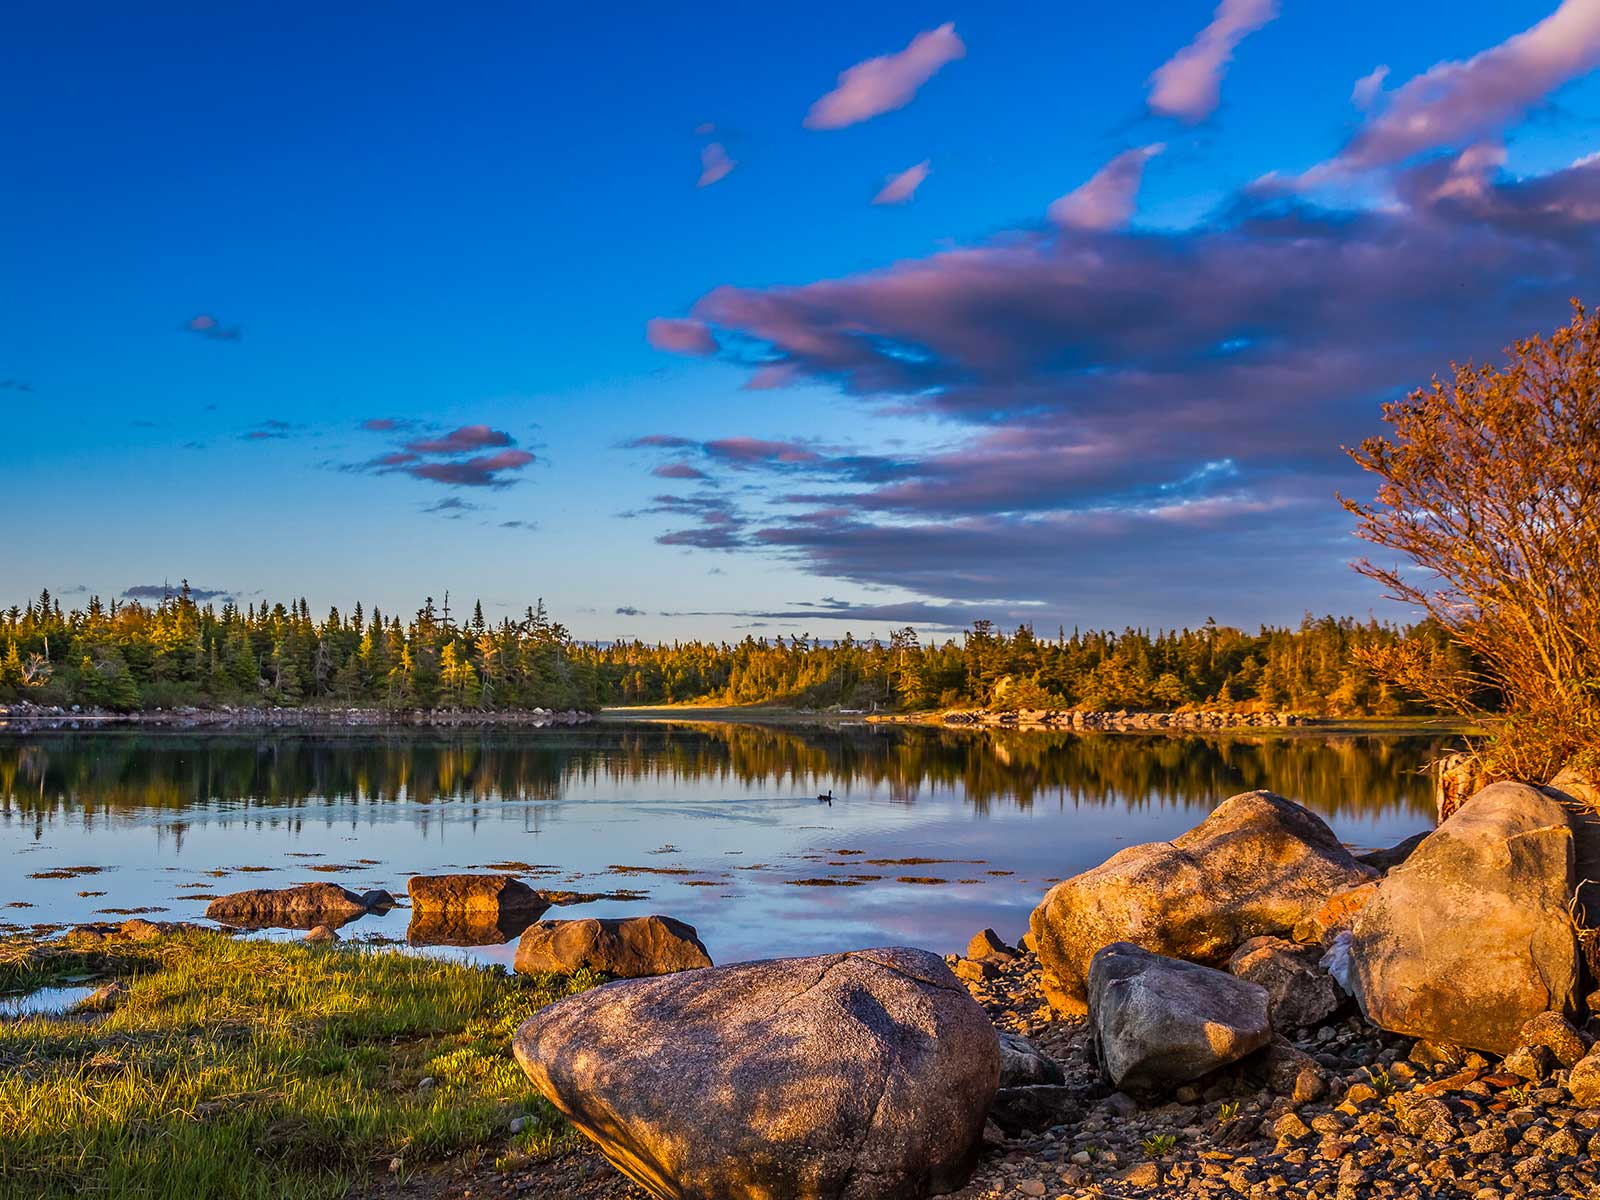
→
(1029, 791, 1374, 1013)
(513, 946, 999, 1200)
(406, 873, 545, 913)
(1087, 942, 1271, 1091)
(1350, 781, 1579, 1055)
(512, 916, 711, 978)
(205, 882, 369, 930)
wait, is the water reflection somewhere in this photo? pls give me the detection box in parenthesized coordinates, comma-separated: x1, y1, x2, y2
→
(0, 723, 1444, 820)
(0, 723, 1450, 962)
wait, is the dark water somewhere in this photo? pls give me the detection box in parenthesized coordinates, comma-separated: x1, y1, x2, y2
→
(0, 722, 1447, 966)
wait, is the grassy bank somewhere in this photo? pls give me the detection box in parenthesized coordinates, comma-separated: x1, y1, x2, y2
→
(0, 930, 599, 1200)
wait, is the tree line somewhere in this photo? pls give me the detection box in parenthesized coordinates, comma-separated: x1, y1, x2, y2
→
(0, 585, 1470, 717)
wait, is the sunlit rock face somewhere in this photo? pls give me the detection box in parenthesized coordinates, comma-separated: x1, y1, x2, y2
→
(1028, 791, 1375, 1014)
(205, 882, 369, 930)
(406, 873, 546, 913)
(512, 915, 710, 977)
(1350, 781, 1578, 1055)
(513, 946, 1001, 1200)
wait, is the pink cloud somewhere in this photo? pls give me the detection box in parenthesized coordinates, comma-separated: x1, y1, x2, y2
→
(1048, 144, 1165, 231)
(1317, 0, 1600, 176)
(873, 160, 932, 205)
(653, 462, 709, 480)
(405, 424, 512, 455)
(804, 23, 965, 130)
(705, 437, 821, 466)
(698, 142, 736, 187)
(646, 317, 720, 355)
(406, 449, 535, 487)
(183, 313, 242, 342)
(1148, 0, 1279, 123)
(1351, 65, 1390, 110)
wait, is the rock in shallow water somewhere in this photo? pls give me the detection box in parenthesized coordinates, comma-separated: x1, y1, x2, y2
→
(406, 873, 545, 913)
(513, 946, 1000, 1200)
(1349, 781, 1579, 1055)
(512, 915, 711, 978)
(1029, 791, 1374, 1013)
(1088, 942, 1271, 1091)
(205, 882, 369, 929)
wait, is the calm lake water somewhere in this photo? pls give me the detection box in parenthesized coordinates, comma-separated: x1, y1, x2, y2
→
(0, 722, 1446, 967)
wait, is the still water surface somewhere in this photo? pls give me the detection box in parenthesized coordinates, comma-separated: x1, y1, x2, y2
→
(0, 722, 1445, 966)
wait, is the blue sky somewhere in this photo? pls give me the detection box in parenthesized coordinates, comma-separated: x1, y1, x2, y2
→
(6, 2, 1600, 639)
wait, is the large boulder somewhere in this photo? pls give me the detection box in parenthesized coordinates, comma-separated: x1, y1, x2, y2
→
(514, 947, 1000, 1200)
(407, 873, 545, 912)
(205, 881, 369, 929)
(1226, 936, 1342, 1030)
(513, 915, 711, 978)
(1349, 782, 1579, 1055)
(1087, 942, 1271, 1091)
(1029, 791, 1375, 1013)
(1546, 768, 1600, 934)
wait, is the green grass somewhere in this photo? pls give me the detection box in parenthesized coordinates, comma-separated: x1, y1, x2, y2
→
(0, 929, 601, 1199)
(1141, 1133, 1177, 1156)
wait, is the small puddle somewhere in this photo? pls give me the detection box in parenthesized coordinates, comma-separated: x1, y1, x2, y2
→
(0, 985, 98, 1019)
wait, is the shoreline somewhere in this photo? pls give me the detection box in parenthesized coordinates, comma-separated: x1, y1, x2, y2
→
(0, 698, 1473, 738)
(0, 701, 593, 733)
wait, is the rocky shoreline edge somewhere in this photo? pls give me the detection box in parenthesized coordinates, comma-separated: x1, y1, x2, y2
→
(0, 700, 593, 732)
(942, 708, 1315, 731)
(488, 770, 1600, 1200)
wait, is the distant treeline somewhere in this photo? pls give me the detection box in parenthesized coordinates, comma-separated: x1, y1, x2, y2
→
(0, 586, 1476, 718)
(0, 587, 602, 713)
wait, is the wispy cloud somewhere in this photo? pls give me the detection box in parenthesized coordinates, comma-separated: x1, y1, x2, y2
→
(646, 317, 720, 355)
(360, 417, 413, 432)
(1048, 144, 1164, 230)
(422, 497, 479, 517)
(698, 142, 736, 187)
(628, 147, 1600, 624)
(652, 462, 710, 480)
(615, 606, 645, 616)
(1148, 0, 1279, 123)
(242, 419, 293, 441)
(1351, 65, 1390, 110)
(182, 314, 241, 342)
(347, 423, 536, 488)
(0, 379, 34, 393)
(124, 583, 234, 602)
(873, 160, 931, 205)
(804, 23, 965, 130)
(1311, 0, 1600, 178)
(405, 425, 511, 455)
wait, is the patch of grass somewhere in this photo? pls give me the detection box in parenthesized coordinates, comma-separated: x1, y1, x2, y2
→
(0, 929, 599, 1200)
(1216, 1100, 1241, 1123)
(1141, 1133, 1177, 1156)
(895, 876, 948, 885)
(1365, 1065, 1397, 1097)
